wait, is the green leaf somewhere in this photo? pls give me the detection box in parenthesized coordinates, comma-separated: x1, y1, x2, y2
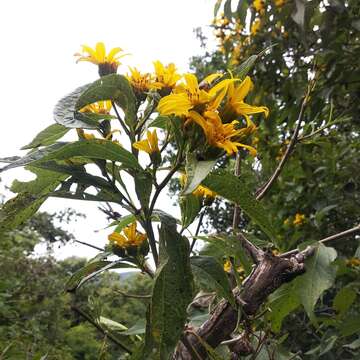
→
(99, 316, 128, 331)
(339, 315, 360, 337)
(180, 194, 202, 228)
(224, 0, 232, 20)
(149, 115, 169, 129)
(202, 170, 276, 240)
(0, 142, 67, 173)
(296, 244, 337, 322)
(76, 74, 137, 127)
(292, 0, 306, 29)
(134, 169, 153, 210)
(333, 287, 357, 318)
(144, 217, 193, 359)
(54, 84, 100, 129)
(183, 153, 216, 195)
(214, 0, 222, 17)
(0, 167, 67, 234)
(21, 124, 69, 150)
(35, 139, 142, 171)
(114, 214, 137, 233)
(267, 282, 301, 333)
(121, 319, 146, 336)
(191, 255, 235, 307)
(199, 234, 253, 275)
(66, 260, 136, 291)
(234, 55, 258, 80)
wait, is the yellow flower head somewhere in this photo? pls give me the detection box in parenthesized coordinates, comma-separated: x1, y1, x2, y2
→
(293, 213, 306, 226)
(108, 222, 147, 248)
(133, 129, 160, 154)
(157, 73, 229, 117)
(75, 42, 128, 76)
(79, 100, 112, 115)
(346, 258, 360, 268)
(189, 110, 257, 156)
(253, 0, 265, 13)
(251, 19, 262, 35)
(193, 185, 217, 199)
(151, 61, 181, 90)
(224, 259, 232, 273)
(274, 0, 286, 7)
(127, 67, 152, 93)
(224, 76, 269, 121)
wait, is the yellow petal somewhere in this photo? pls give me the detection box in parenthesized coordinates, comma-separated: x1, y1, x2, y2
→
(107, 47, 123, 62)
(233, 76, 253, 101)
(133, 139, 152, 154)
(157, 93, 192, 116)
(95, 42, 106, 63)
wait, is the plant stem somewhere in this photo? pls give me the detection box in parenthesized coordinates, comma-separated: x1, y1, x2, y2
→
(74, 240, 104, 252)
(255, 88, 310, 201)
(190, 211, 205, 253)
(232, 151, 242, 231)
(280, 224, 360, 258)
(71, 305, 132, 354)
(111, 101, 131, 137)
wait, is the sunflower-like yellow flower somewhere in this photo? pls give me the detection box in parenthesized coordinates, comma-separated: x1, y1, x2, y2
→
(126, 67, 152, 94)
(253, 0, 265, 13)
(75, 42, 128, 76)
(251, 19, 262, 35)
(223, 76, 268, 122)
(108, 222, 147, 248)
(133, 130, 160, 154)
(151, 61, 181, 91)
(157, 73, 228, 117)
(193, 185, 217, 199)
(79, 100, 112, 115)
(293, 213, 306, 226)
(189, 110, 257, 156)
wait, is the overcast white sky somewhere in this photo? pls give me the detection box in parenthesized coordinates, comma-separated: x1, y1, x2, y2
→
(0, 0, 217, 259)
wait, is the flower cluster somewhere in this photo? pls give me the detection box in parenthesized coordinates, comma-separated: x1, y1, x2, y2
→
(157, 73, 268, 156)
(284, 213, 306, 227)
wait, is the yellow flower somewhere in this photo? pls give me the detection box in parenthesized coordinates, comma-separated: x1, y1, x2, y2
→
(274, 0, 286, 7)
(253, 0, 265, 12)
(133, 130, 159, 154)
(283, 218, 290, 226)
(108, 222, 147, 248)
(251, 19, 262, 35)
(346, 258, 360, 267)
(75, 42, 128, 76)
(126, 67, 152, 93)
(157, 73, 229, 117)
(223, 76, 269, 122)
(293, 213, 306, 226)
(224, 259, 232, 273)
(79, 100, 112, 115)
(193, 185, 217, 199)
(76, 128, 96, 140)
(151, 61, 181, 90)
(189, 110, 257, 156)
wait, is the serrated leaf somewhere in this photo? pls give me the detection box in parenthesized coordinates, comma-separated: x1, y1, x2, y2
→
(54, 84, 100, 129)
(134, 169, 153, 209)
(180, 194, 202, 228)
(183, 153, 216, 195)
(34, 139, 141, 171)
(191, 255, 235, 307)
(296, 244, 337, 322)
(21, 124, 69, 150)
(202, 170, 276, 240)
(0, 167, 67, 234)
(66, 260, 136, 291)
(76, 74, 137, 127)
(267, 282, 301, 333)
(143, 218, 193, 359)
(339, 315, 360, 337)
(0, 142, 67, 173)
